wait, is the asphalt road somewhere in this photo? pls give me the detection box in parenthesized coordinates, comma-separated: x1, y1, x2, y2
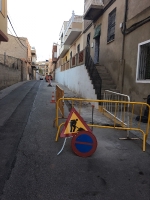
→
(0, 80, 150, 200)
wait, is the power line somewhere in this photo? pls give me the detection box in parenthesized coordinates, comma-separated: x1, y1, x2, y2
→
(8, 27, 27, 52)
(7, 11, 20, 35)
(7, 15, 27, 49)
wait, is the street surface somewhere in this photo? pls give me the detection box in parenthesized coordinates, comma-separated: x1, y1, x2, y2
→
(0, 80, 150, 200)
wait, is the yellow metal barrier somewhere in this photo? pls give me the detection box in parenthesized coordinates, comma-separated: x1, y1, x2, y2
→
(55, 98, 150, 152)
(56, 85, 64, 117)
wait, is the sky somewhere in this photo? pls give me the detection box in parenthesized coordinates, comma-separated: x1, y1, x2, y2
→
(7, 0, 84, 61)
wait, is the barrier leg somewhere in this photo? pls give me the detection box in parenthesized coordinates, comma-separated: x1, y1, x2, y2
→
(143, 134, 146, 152)
(55, 123, 65, 142)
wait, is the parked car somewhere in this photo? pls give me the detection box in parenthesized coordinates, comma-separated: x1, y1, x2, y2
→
(40, 75, 44, 80)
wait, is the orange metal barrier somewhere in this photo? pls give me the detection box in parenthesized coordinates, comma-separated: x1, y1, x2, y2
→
(56, 85, 64, 117)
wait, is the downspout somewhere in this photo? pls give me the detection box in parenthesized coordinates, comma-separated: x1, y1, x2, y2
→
(120, 0, 128, 93)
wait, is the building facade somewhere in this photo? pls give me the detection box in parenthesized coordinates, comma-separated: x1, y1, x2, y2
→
(83, 0, 150, 102)
(0, 34, 32, 80)
(37, 60, 49, 77)
(0, 0, 8, 42)
(31, 47, 37, 80)
(54, 0, 150, 104)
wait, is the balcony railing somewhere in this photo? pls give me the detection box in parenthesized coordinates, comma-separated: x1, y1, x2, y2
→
(84, 0, 104, 20)
(61, 49, 85, 71)
(64, 11, 82, 38)
(84, 0, 104, 13)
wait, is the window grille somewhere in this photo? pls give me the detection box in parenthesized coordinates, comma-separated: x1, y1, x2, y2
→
(137, 40, 150, 82)
(107, 8, 116, 43)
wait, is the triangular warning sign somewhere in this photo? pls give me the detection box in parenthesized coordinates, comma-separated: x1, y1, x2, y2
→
(60, 107, 92, 138)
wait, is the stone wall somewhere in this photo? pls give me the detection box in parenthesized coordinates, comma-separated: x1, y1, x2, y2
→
(0, 60, 27, 90)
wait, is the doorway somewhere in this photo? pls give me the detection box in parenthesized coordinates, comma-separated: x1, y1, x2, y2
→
(94, 37, 100, 64)
(93, 25, 101, 64)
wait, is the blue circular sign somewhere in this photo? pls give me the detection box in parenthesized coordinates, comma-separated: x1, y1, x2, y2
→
(71, 131, 97, 157)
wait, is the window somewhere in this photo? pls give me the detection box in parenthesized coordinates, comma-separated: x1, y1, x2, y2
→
(136, 40, 150, 83)
(107, 8, 116, 43)
(77, 44, 80, 53)
(86, 33, 90, 47)
(70, 51, 72, 59)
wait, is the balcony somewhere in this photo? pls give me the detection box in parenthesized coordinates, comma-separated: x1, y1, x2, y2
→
(32, 62, 36, 66)
(61, 49, 85, 71)
(64, 11, 83, 45)
(52, 44, 57, 63)
(84, 0, 104, 20)
(59, 44, 70, 58)
(31, 47, 36, 55)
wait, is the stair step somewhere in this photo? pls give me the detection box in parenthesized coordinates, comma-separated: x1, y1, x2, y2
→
(86, 60, 118, 100)
(102, 80, 114, 84)
(96, 66, 108, 72)
(93, 79, 114, 85)
(101, 76, 112, 80)
(102, 85, 117, 90)
(96, 67, 107, 71)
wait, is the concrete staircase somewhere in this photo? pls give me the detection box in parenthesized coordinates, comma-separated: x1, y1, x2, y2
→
(95, 65, 118, 99)
(85, 47, 118, 100)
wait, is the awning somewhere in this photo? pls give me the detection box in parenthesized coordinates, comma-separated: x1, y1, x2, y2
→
(93, 25, 101, 39)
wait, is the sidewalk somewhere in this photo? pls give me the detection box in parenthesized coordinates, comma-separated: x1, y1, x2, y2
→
(0, 81, 28, 100)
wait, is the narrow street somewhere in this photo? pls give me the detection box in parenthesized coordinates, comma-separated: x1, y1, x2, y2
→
(0, 80, 150, 200)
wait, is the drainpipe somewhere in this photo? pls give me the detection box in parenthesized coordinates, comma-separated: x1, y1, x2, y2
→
(120, 0, 128, 93)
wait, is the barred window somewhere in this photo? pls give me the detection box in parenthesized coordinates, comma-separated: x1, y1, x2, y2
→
(107, 8, 116, 43)
(136, 40, 150, 83)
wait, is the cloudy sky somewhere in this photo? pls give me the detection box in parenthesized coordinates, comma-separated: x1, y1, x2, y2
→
(7, 0, 84, 61)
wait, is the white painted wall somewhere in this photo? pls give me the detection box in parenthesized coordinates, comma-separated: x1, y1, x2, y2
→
(55, 65, 99, 108)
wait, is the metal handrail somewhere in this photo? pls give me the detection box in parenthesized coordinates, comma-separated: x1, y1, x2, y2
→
(85, 46, 102, 100)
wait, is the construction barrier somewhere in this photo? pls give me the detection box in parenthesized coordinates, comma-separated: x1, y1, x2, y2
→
(103, 90, 130, 135)
(55, 98, 150, 152)
(56, 85, 64, 117)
